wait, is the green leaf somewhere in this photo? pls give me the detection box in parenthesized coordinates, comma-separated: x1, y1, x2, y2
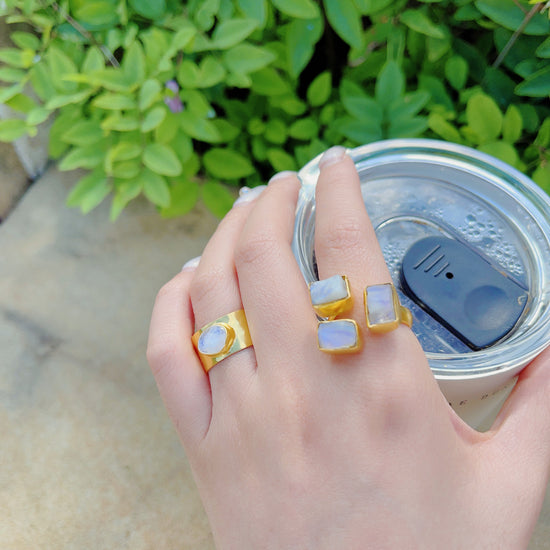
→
(251, 68, 291, 96)
(45, 90, 93, 110)
(223, 43, 276, 75)
(47, 45, 78, 93)
(141, 169, 171, 207)
(536, 36, 550, 59)
(534, 118, 550, 148)
(29, 63, 57, 102)
(0, 83, 24, 104)
(236, 0, 268, 27)
(265, 119, 288, 144)
(112, 160, 141, 179)
(375, 61, 404, 108)
(180, 111, 222, 142)
(271, 0, 320, 19)
(62, 120, 104, 146)
(66, 170, 110, 213)
(5, 93, 37, 114)
(0, 48, 34, 68)
(400, 10, 445, 39)
(475, 0, 549, 35)
(110, 179, 143, 221)
(59, 146, 105, 170)
(388, 116, 428, 139)
(285, 18, 323, 78)
(502, 105, 522, 144)
(515, 66, 550, 97)
(334, 116, 383, 143)
(0, 118, 27, 142)
(428, 113, 462, 143)
(266, 148, 298, 172)
(478, 141, 519, 167)
(177, 60, 200, 89)
(101, 114, 140, 132)
(466, 93, 503, 143)
(389, 90, 430, 121)
(445, 56, 468, 91)
(340, 79, 383, 123)
(211, 18, 258, 49)
(289, 118, 319, 140)
(10, 31, 40, 51)
(143, 143, 183, 176)
(139, 79, 162, 111)
(74, 1, 119, 25)
(105, 141, 142, 172)
(92, 92, 137, 110)
(198, 57, 227, 87)
(26, 107, 51, 126)
(202, 180, 236, 218)
(355, 0, 394, 15)
(203, 148, 255, 179)
(160, 178, 200, 218)
(323, 0, 363, 49)
(532, 164, 550, 191)
(123, 41, 146, 84)
(419, 74, 454, 112)
(0, 67, 26, 83)
(307, 71, 332, 107)
(141, 106, 166, 132)
(129, 0, 166, 19)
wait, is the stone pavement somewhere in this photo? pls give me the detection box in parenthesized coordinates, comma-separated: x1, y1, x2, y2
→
(0, 165, 549, 549)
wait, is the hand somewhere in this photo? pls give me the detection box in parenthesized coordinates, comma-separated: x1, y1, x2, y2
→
(147, 147, 550, 550)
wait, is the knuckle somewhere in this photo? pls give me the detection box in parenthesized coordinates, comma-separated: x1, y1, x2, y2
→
(189, 265, 227, 308)
(319, 218, 364, 254)
(235, 231, 279, 269)
(146, 339, 178, 379)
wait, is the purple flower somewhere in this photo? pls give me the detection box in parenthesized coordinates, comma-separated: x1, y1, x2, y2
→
(164, 79, 184, 113)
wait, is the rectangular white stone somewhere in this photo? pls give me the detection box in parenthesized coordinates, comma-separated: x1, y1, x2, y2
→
(318, 320, 358, 351)
(366, 284, 397, 325)
(310, 275, 349, 306)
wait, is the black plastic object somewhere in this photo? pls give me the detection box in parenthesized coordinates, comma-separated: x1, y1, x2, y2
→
(401, 236, 528, 350)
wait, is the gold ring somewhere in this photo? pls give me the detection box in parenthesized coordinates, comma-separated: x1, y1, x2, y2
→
(310, 275, 361, 354)
(364, 283, 413, 334)
(192, 309, 252, 373)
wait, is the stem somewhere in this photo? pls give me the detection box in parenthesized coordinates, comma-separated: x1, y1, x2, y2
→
(492, 2, 544, 70)
(48, 2, 120, 68)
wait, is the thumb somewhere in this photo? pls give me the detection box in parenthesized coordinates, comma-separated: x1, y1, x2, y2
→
(490, 346, 550, 478)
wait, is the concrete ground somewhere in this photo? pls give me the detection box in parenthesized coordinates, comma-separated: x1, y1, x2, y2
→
(1, 165, 549, 549)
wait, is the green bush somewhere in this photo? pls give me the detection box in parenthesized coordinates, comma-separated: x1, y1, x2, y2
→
(0, 0, 549, 219)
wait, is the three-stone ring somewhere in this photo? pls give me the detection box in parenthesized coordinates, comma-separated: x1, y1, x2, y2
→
(192, 309, 253, 373)
(310, 276, 413, 354)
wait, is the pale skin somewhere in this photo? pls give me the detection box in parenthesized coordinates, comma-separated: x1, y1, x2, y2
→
(147, 147, 550, 550)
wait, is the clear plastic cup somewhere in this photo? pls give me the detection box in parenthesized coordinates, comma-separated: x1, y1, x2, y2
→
(292, 139, 550, 429)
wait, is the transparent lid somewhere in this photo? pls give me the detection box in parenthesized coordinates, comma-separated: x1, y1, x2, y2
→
(293, 139, 550, 379)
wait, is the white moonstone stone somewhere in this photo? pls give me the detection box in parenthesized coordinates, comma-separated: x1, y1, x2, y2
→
(318, 320, 357, 351)
(198, 324, 229, 355)
(310, 275, 348, 305)
(366, 284, 397, 325)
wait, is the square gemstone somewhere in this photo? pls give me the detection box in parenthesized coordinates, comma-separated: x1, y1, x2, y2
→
(198, 324, 229, 355)
(310, 275, 349, 306)
(366, 284, 397, 325)
(318, 320, 358, 352)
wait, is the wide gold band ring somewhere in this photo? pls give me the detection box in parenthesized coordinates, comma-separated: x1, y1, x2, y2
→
(364, 283, 413, 334)
(191, 309, 253, 373)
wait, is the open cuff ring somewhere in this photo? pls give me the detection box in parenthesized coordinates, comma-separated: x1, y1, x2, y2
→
(192, 309, 253, 373)
(364, 283, 413, 333)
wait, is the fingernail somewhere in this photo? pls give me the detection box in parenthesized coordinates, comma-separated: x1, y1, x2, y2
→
(238, 186, 251, 197)
(319, 146, 347, 169)
(181, 256, 201, 271)
(233, 185, 266, 207)
(268, 170, 297, 184)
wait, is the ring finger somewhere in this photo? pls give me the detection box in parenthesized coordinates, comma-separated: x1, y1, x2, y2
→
(190, 187, 265, 401)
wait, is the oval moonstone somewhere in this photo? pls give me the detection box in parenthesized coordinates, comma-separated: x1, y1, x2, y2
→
(197, 324, 229, 355)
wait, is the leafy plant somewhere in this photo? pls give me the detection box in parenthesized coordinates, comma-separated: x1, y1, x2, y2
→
(0, 0, 549, 219)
